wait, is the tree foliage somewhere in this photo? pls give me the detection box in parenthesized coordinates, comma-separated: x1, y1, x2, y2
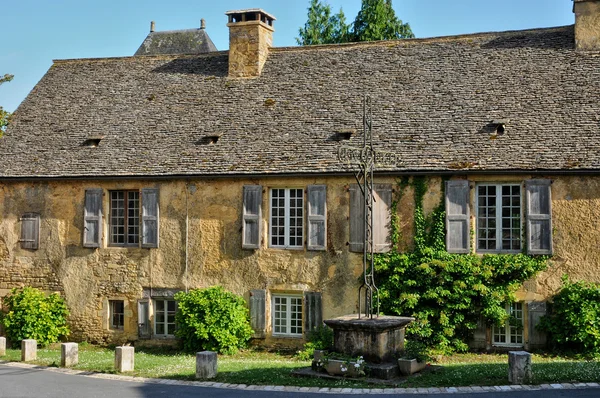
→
(0, 286, 70, 346)
(0, 74, 14, 135)
(174, 286, 253, 354)
(297, 0, 413, 45)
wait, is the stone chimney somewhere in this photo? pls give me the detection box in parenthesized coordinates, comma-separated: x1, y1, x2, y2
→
(573, 0, 600, 50)
(226, 9, 276, 78)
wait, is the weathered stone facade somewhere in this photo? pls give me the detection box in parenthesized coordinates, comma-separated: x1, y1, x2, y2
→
(1, 174, 600, 347)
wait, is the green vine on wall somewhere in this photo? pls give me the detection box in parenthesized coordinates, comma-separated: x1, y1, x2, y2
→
(375, 177, 549, 352)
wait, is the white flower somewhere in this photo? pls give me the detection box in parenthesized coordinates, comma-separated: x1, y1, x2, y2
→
(340, 366, 348, 372)
(354, 363, 360, 368)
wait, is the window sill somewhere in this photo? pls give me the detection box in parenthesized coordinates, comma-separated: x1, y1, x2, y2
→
(272, 334, 303, 339)
(268, 246, 305, 251)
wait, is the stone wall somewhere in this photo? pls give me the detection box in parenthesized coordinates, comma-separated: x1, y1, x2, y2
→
(574, 0, 600, 50)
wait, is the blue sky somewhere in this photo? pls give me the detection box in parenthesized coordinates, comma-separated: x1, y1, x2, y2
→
(1, 0, 574, 113)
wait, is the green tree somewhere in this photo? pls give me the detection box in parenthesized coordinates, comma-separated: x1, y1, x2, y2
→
(296, 0, 413, 45)
(296, 0, 350, 45)
(0, 74, 14, 136)
(353, 0, 414, 41)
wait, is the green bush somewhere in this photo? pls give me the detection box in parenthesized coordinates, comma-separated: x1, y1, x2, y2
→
(296, 325, 334, 360)
(539, 276, 600, 356)
(174, 286, 253, 354)
(0, 286, 70, 346)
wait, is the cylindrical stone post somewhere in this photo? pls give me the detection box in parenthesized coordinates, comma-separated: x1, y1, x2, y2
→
(508, 351, 532, 384)
(115, 346, 135, 372)
(61, 343, 79, 367)
(21, 339, 37, 362)
(0, 337, 6, 356)
(196, 351, 217, 379)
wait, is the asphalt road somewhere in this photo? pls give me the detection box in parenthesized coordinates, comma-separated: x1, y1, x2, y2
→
(1, 364, 600, 398)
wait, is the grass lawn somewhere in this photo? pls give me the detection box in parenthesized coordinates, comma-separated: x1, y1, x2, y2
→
(1, 345, 599, 388)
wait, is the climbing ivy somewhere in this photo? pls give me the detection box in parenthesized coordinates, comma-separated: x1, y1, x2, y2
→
(375, 177, 548, 352)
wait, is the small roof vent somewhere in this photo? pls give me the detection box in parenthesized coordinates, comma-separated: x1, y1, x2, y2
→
(329, 129, 356, 141)
(196, 134, 222, 145)
(82, 135, 104, 147)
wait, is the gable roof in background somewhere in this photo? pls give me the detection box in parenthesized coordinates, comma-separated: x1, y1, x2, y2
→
(0, 23, 599, 179)
(134, 20, 218, 56)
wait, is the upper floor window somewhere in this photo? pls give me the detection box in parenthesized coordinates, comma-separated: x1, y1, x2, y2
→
(110, 190, 140, 246)
(476, 184, 521, 252)
(270, 188, 303, 249)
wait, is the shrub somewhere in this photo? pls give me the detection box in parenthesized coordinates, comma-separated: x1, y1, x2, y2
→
(538, 276, 600, 356)
(296, 325, 333, 360)
(0, 286, 70, 346)
(174, 286, 253, 354)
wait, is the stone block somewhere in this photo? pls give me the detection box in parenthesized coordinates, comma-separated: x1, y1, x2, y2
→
(61, 343, 78, 367)
(0, 337, 5, 356)
(508, 351, 532, 384)
(365, 362, 400, 379)
(21, 339, 37, 362)
(398, 358, 427, 376)
(115, 346, 134, 372)
(196, 351, 217, 379)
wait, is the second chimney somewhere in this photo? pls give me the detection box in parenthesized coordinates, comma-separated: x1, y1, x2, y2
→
(226, 9, 276, 78)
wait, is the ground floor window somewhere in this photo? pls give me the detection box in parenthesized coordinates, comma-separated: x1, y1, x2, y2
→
(272, 295, 303, 337)
(493, 302, 523, 346)
(109, 300, 124, 330)
(154, 299, 176, 336)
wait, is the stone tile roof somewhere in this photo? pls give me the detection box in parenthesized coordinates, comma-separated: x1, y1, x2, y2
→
(134, 28, 217, 56)
(2, 25, 599, 179)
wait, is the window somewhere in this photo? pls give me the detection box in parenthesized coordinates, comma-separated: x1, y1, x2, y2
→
(270, 188, 304, 248)
(154, 299, 176, 336)
(272, 295, 303, 337)
(20, 213, 40, 250)
(493, 302, 524, 346)
(109, 300, 124, 330)
(110, 190, 140, 246)
(476, 184, 521, 252)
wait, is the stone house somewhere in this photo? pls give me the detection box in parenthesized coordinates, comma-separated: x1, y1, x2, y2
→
(0, 2, 599, 349)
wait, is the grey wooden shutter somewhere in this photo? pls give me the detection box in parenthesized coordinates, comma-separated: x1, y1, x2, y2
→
(526, 180, 552, 255)
(445, 180, 470, 253)
(304, 291, 322, 333)
(242, 185, 262, 249)
(20, 213, 40, 250)
(349, 184, 364, 252)
(307, 185, 327, 251)
(249, 289, 266, 338)
(373, 184, 392, 253)
(137, 299, 151, 339)
(142, 188, 159, 248)
(527, 301, 547, 349)
(83, 189, 103, 248)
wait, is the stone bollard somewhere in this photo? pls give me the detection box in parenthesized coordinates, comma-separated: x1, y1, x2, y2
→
(61, 343, 79, 367)
(508, 351, 532, 384)
(21, 339, 37, 362)
(115, 346, 135, 372)
(196, 351, 217, 379)
(0, 337, 6, 356)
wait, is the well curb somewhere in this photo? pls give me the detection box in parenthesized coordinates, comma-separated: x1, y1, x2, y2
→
(1, 360, 599, 394)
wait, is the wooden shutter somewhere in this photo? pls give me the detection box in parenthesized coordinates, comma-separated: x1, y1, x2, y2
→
(137, 299, 151, 339)
(526, 180, 552, 255)
(242, 185, 262, 249)
(307, 185, 327, 251)
(142, 188, 159, 248)
(527, 301, 547, 349)
(83, 189, 103, 248)
(249, 289, 266, 338)
(373, 184, 392, 253)
(349, 184, 392, 253)
(304, 291, 322, 333)
(20, 213, 40, 250)
(445, 180, 470, 253)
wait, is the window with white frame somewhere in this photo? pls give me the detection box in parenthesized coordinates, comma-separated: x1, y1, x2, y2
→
(476, 184, 521, 252)
(110, 190, 140, 246)
(493, 302, 524, 346)
(109, 300, 124, 330)
(154, 299, 176, 336)
(272, 295, 303, 336)
(270, 188, 304, 248)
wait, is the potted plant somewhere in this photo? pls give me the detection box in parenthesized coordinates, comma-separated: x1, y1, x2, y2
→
(397, 340, 430, 376)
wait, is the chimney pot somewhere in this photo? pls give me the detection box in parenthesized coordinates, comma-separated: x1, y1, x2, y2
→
(150, 21, 155, 33)
(201, 18, 206, 29)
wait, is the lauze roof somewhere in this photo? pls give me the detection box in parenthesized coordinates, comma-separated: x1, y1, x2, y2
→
(1, 25, 599, 179)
